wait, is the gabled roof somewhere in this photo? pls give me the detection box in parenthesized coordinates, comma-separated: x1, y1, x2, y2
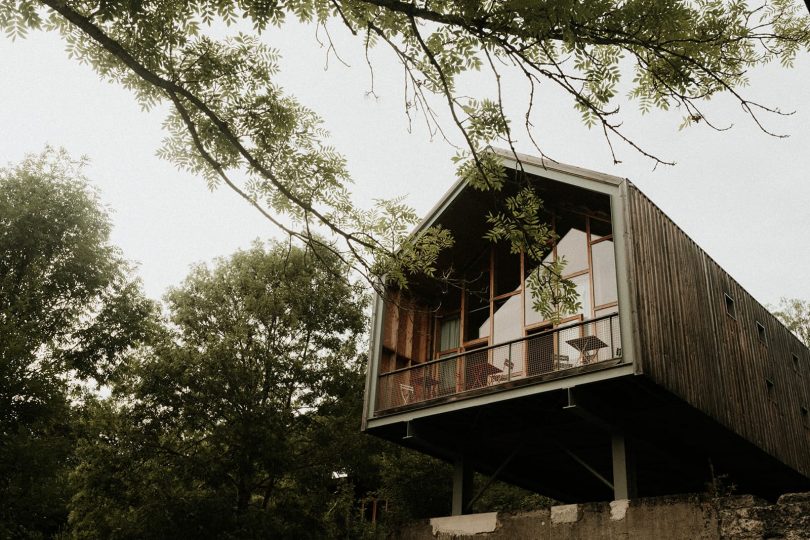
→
(493, 148, 627, 187)
(412, 147, 627, 237)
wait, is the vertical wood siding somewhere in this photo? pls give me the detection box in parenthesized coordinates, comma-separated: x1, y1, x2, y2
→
(627, 184, 810, 476)
(381, 290, 433, 370)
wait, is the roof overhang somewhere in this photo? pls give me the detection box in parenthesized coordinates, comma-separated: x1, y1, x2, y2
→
(411, 147, 627, 238)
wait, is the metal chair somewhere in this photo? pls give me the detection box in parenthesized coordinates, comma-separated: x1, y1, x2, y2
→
(399, 383, 414, 404)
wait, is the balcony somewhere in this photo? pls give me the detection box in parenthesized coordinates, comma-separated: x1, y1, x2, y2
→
(375, 313, 622, 414)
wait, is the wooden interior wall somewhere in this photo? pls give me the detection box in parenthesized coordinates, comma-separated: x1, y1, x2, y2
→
(380, 290, 433, 372)
(626, 184, 810, 477)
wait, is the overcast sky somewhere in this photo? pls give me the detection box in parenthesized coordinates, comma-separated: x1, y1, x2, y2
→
(1, 18, 808, 308)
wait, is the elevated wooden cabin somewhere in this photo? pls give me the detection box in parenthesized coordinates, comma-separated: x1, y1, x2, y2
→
(361, 149, 810, 512)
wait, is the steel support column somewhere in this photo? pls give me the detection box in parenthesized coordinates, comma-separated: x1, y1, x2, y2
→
(612, 434, 637, 499)
(452, 457, 474, 515)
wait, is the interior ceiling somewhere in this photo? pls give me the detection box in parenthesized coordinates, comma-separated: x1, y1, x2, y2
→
(366, 376, 810, 503)
(407, 169, 612, 300)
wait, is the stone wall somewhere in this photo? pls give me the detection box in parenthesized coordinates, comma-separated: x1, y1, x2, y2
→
(393, 493, 810, 539)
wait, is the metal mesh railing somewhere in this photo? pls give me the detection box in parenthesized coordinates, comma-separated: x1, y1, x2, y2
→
(375, 313, 621, 412)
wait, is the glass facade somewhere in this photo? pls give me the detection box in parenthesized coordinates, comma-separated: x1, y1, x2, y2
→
(592, 239, 618, 307)
(373, 176, 623, 413)
(523, 212, 617, 328)
(555, 214, 589, 273)
(464, 251, 491, 342)
(438, 315, 460, 352)
(433, 210, 619, 361)
(492, 295, 523, 344)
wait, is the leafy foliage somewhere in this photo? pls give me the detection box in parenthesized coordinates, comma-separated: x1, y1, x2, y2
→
(0, 150, 551, 537)
(377, 448, 453, 524)
(0, 148, 156, 383)
(773, 297, 810, 347)
(0, 148, 155, 538)
(69, 242, 370, 538)
(374, 447, 552, 528)
(485, 186, 580, 321)
(3, 0, 807, 315)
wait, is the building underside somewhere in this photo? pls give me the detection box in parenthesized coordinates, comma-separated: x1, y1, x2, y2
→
(366, 375, 810, 504)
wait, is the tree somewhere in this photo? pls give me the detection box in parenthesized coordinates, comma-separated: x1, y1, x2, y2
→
(773, 297, 810, 347)
(3, 1, 807, 307)
(0, 148, 155, 538)
(69, 242, 370, 538)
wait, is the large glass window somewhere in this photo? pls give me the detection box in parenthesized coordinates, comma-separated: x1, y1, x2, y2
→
(555, 213, 588, 274)
(492, 292, 524, 376)
(523, 210, 620, 326)
(589, 217, 612, 241)
(523, 243, 555, 327)
(524, 268, 591, 325)
(493, 295, 523, 344)
(492, 243, 522, 345)
(431, 206, 618, 361)
(466, 304, 490, 341)
(464, 252, 490, 342)
(437, 285, 461, 313)
(562, 273, 591, 319)
(591, 239, 618, 307)
(523, 265, 545, 328)
(493, 244, 521, 297)
(438, 315, 460, 352)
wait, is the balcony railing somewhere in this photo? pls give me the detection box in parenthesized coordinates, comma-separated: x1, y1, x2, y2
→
(375, 312, 621, 413)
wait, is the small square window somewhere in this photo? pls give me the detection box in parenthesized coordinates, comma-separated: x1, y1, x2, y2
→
(756, 321, 767, 345)
(765, 378, 776, 402)
(724, 293, 736, 319)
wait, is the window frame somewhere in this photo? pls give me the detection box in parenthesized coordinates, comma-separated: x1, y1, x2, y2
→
(724, 293, 736, 320)
(433, 209, 620, 357)
(756, 321, 767, 346)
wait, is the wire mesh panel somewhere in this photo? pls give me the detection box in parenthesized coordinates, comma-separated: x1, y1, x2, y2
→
(570, 315, 621, 365)
(435, 356, 458, 398)
(375, 369, 411, 411)
(375, 313, 622, 413)
(593, 313, 622, 362)
(492, 340, 523, 381)
(526, 330, 556, 375)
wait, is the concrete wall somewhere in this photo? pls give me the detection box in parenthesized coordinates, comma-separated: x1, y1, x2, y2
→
(394, 493, 810, 539)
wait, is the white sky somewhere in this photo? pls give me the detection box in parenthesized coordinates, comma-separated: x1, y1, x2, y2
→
(1, 18, 809, 307)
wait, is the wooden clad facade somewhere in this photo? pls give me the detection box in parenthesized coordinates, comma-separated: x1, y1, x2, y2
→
(626, 183, 810, 477)
(380, 291, 433, 373)
(362, 151, 809, 501)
